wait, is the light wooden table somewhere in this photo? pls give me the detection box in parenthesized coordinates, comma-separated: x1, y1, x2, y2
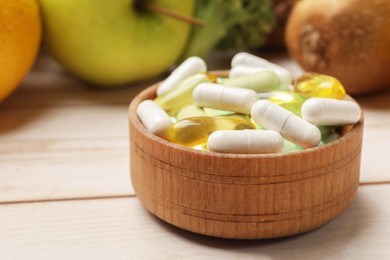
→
(1, 52, 389, 259)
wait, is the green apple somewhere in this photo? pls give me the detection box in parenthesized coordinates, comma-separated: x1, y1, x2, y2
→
(39, 0, 195, 86)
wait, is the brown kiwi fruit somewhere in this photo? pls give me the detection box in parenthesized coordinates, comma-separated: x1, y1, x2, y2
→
(286, 0, 390, 94)
(266, 0, 298, 49)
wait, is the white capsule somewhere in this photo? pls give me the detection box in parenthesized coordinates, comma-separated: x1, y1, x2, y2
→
(251, 100, 321, 148)
(232, 53, 268, 67)
(222, 70, 281, 92)
(231, 52, 293, 89)
(136, 100, 172, 138)
(208, 130, 283, 154)
(193, 83, 259, 114)
(229, 65, 264, 78)
(157, 57, 206, 96)
(302, 98, 361, 125)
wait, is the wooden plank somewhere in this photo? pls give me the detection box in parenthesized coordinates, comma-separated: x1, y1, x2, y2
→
(356, 93, 390, 183)
(0, 52, 389, 204)
(0, 106, 134, 202)
(0, 53, 160, 202)
(0, 106, 128, 139)
(0, 185, 389, 259)
(0, 137, 132, 203)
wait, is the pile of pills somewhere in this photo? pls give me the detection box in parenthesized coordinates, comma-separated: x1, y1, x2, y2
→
(137, 52, 361, 154)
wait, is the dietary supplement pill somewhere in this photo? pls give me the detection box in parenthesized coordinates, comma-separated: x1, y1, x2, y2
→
(251, 100, 321, 148)
(293, 73, 346, 99)
(155, 73, 210, 115)
(176, 105, 207, 120)
(258, 90, 307, 116)
(137, 100, 173, 138)
(157, 57, 206, 96)
(231, 52, 292, 89)
(166, 116, 255, 150)
(208, 129, 283, 154)
(193, 83, 259, 114)
(301, 98, 361, 125)
(221, 70, 280, 92)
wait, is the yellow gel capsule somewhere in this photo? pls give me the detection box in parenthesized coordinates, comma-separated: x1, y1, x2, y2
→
(250, 118, 264, 130)
(154, 74, 211, 116)
(293, 73, 346, 99)
(176, 105, 207, 120)
(221, 71, 281, 92)
(204, 72, 218, 83)
(259, 90, 307, 116)
(166, 116, 255, 150)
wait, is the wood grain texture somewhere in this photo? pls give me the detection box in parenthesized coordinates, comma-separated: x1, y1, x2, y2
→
(0, 52, 388, 204)
(356, 91, 390, 183)
(0, 53, 146, 202)
(129, 82, 364, 239)
(0, 185, 389, 259)
(0, 51, 388, 257)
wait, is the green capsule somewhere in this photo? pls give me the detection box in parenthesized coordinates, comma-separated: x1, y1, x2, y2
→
(221, 70, 281, 92)
(166, 116, 255, 150)
(176, 105, 207, 120)
(154, 74, 211, 116)
(283, 139, 303, 153)
(320, 131, 341, 144)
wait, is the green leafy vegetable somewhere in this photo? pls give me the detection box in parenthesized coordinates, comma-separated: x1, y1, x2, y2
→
(181, 0, 275, 59)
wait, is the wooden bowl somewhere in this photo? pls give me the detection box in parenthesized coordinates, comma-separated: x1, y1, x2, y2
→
(128, 75, 364, 239)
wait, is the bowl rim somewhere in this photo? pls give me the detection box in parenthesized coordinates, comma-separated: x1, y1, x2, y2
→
(129, 72, 364, 160)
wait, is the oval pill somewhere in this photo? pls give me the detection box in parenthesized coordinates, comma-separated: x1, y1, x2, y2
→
(154, 73, 210, 115)
(176, 105, 207, 120)
(136, 100, 172, 138)
(301, 98, 361, 125)
(229, 65, 261, 78)
(229, 66, 291, 90)
(293, 73, 346, 99)
(231, 52, 293, 89)
(232, 52, 269, 68)
(157, 57, 206, 96)
(193, 83, 259, 114)
(221, 70, 280, 92)
(208, 129, 283, 154)
(251, 100, 321, 148)
(259, 90, 308, 116)
(167, 116, 255, 149)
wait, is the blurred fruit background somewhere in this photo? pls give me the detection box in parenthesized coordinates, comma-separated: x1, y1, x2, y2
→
(1, 0, 389, 102)
(286, 0, 390, 94)
(38, 0, 277, 87)
(0, 0, 41, 102)
(39, 0, 196, 86)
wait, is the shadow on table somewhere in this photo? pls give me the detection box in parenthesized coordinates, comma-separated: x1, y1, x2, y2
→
(145, 190, 372, 258)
